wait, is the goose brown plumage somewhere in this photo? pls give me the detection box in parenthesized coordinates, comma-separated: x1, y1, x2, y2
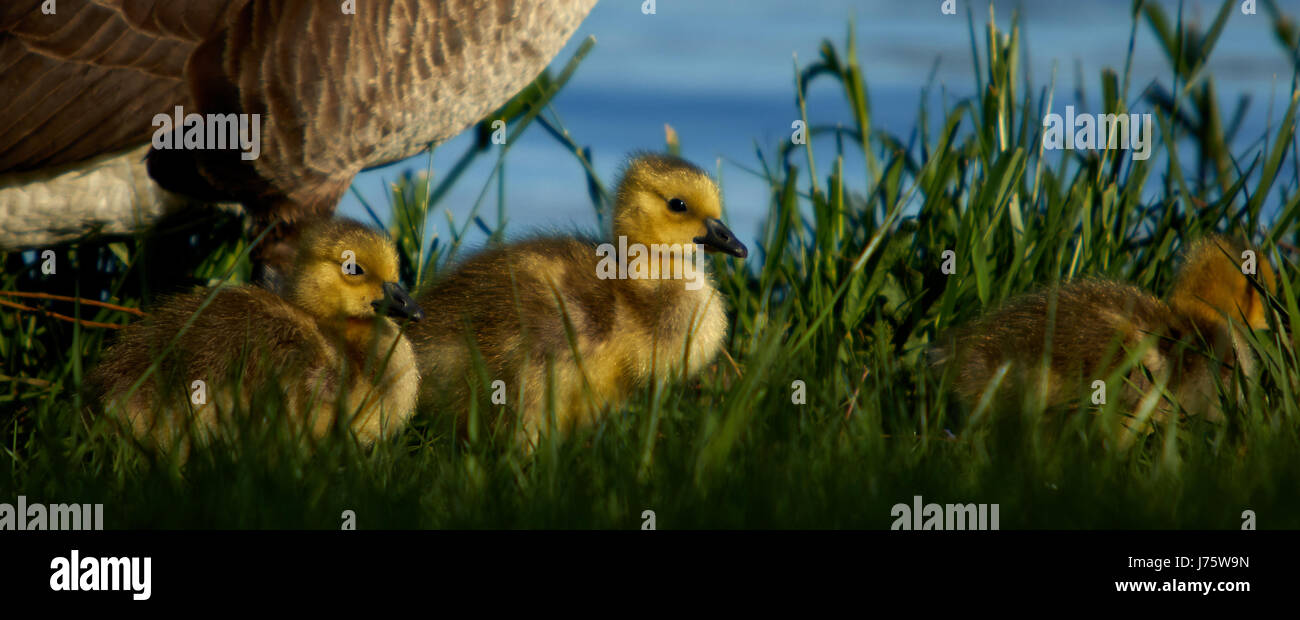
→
(88, 218, 424, 458)
(409, 153, 748, 448)
(935, 235, 1278, 440)
(0, 0, 598, 263)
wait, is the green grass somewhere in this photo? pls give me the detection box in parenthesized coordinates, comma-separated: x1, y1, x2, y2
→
(3, 1, 1300, 529)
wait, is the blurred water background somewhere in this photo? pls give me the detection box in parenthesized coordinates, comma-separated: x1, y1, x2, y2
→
(340, 0, 1297, 252)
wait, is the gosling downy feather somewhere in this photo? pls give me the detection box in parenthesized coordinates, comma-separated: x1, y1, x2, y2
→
(936, 235, 1276, 434)
(89, 218, 424, 457)
(409, 153, 748, 447)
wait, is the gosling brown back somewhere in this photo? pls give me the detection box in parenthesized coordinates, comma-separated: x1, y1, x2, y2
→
(938, 235, 1277, 429)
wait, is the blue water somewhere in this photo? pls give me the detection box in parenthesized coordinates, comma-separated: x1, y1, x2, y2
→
(340, 0, 1298, 253)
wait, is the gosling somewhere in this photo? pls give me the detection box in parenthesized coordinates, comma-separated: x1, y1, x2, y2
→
(936, 235, 1277, 433)
(89, 219, 425, 458)
(410, 153, 748, 448)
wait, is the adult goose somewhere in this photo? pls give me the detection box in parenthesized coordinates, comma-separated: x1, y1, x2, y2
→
(0, 0, 598, 263)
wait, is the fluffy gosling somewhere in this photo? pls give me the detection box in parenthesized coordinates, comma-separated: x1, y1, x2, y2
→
(409, 153, 748, 447)
(936, 235, 1276, 435)
(89, 219, 424, 457)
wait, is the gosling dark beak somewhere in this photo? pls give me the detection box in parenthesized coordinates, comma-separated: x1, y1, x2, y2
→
(373, 282, 424, 322)
(694, 218, 748, 258)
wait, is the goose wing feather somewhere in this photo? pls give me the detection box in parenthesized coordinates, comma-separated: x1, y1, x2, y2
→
(1, 0, 597, 227)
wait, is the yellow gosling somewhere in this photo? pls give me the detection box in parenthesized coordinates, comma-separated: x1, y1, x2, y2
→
(410, 153, 748, 448)
(937, 235, 1276, 439)
(89, 219, 424, 459)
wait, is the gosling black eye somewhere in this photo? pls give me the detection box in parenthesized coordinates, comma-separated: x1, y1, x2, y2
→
(344, 263, 365, 276)
(667, 198, 688, 213)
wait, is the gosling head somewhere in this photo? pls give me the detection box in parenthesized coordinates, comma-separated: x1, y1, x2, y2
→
(283, 219, 424, 323)
(1167, 235, 1276, 331)
(612, 153, 748, 258)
